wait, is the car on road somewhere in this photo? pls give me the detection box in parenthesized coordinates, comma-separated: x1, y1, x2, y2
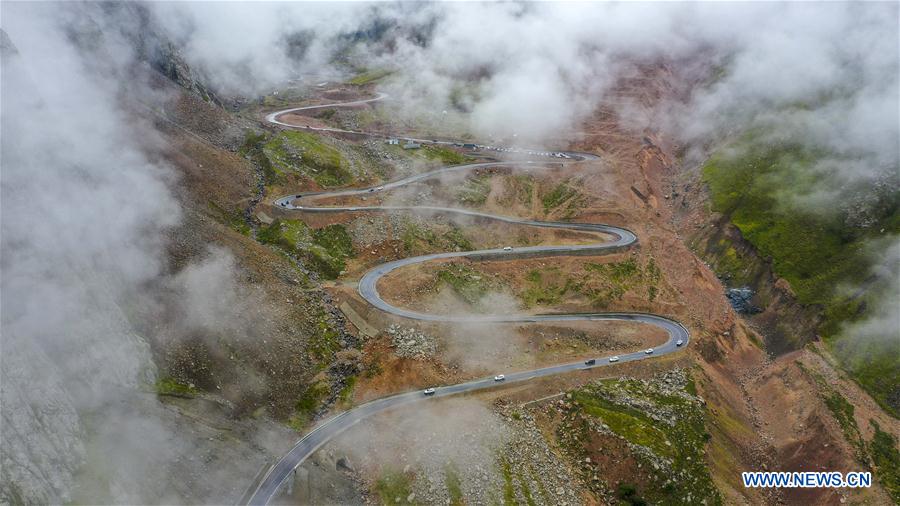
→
(676, 339, 684, 347)
(280, 202, 286, 206)
(645, 348, 654, 354)
(494, 375, 505, 382)
(296, 206, 303, 209)
(377, 186, 384, 191)
(423, 388, 436, 395)
(296, 194, 303, 198)
(503, 246, 513, 251)
(609, 356, 619, 363)
(368, 188, 375, 192)
(585, 359, 596, 365)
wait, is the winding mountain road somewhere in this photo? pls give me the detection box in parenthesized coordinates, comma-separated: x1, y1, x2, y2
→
(245, 92, 689, 505)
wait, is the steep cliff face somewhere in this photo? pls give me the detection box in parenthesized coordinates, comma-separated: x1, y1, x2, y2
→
(0, 23, 159, 503)
(0, 27, 80, 505)
(0, 296, 156, 504)
(1, 339, 85, 504)
(672, 140, 900, 416)
(688, 212, 824, 354)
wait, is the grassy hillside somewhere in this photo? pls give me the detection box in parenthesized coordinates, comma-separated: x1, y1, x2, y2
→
(702, 139, 900, 416)
(258, 219, 354, 279)
(559, 372, 721, 505)
(263, 131, 353, 187)
(797, 360, 900, 498)
(348, 68, 393, 85)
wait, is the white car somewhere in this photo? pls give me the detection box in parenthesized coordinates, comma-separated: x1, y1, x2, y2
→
(609, 356, 619, 363)
(295, 205, 303, 209)
(502, 246, 513, 251)
(645, 348, 654, 354)
(676, 340, 684, 347)
(377, 186, 384, 191)
(494, 374, 505, 382)
(423, 388, 436, 396)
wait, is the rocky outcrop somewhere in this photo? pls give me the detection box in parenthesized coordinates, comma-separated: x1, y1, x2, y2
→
(689, 214, 823, 354)
(387, 324, 437, 360)
(148, 41, 224, 107)
(726, 287, 761, 314)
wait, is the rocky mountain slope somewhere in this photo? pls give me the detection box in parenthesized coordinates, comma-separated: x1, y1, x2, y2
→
(2, 5, 897, 505)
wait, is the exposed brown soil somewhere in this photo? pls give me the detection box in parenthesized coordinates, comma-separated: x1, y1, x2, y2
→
(600, 62, 899, 504)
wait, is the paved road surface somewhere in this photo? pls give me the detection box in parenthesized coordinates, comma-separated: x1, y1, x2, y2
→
(245, 94, 689, 506)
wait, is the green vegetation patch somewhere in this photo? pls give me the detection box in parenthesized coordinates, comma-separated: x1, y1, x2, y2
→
(308, 309, 343, 362)
(617, 483, 648, 506)
(709, 239, 754, 285)
(240, 130, 281, 186)
(288, 381, 330, 430)
(348, 68, 393, 85)
(506, 174, 534, 207)
(337, 375, 357, 403)
(563, 374, 721, 505)
(374, 469, 416, 505)
(500, 458, 516, 506)
(702, 137, 900, 416)
(401, 220, 473, 254)
(522, 268, 574, 307)
(421, 145, 471, 165)
(815, 384, 869, 467)
(154, 376, 198, 397)
(381, 142, 472, 167)
(517, 256, 661, 309)
(263, 131, 353, 187)
(456, 174, 492, 206)
(796, 360, 900, 496)
(445, 466, 464, 506)
(703, 143, 865, 307)
(825, 390, 866, 461)
(583, 256, 661, 306)
(207, 201, 250, 236)
(834, 336, 900, 419)
(435, 263, 497, 306)
(257, 219, 354, 279)
(541, 181, 583, 215)
(313, 224, 354, 258)
(572, 389, 676, 459)
(495, 174, 536, 209)
(869, 420, 900, 503)
(257, 87, 310, 108)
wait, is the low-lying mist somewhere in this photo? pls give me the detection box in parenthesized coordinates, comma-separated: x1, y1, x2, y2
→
(331, 397, 511, 501)
(1, 3, 279, 503)
(2, 1, 898, 503)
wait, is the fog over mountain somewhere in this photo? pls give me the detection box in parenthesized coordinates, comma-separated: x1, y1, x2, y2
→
(1, 2, 897, 504)
(2, 3, 275, 503)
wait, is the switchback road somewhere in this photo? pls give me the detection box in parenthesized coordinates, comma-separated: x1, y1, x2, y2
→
(245, 93, 689, 505)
